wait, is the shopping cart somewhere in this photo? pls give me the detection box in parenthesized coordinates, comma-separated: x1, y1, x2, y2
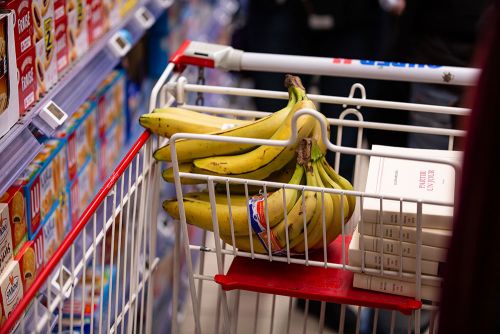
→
(1, 41, 477, 334)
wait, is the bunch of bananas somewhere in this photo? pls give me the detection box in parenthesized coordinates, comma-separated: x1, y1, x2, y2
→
(140, 75, 355, 254)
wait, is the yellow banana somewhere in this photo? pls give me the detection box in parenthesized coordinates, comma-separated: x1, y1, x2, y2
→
(182, 192, 249, 206)
(139, 111, 245, 137)
(271, 165, 317, 249)
(214, 159, 297, 195)
(161, 162, 206, 185)
(314, 161, 349, 249)
(193, 99, 317, 175)
(153, 75, 306, 162)
(219, 233, 268, 254)
(162, 119, 312, 183)
(311, 115, 330, 155)
(162, 165, 304, 236)
(153, 106, 250, 127)
(163, 198, 248, 236)
(293, 161, 335, 253)
(320, 158, 355, 222)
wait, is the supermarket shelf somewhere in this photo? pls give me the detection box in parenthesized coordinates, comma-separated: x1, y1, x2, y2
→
(0, 0, 170, 195)
(214, 236, 422, 315)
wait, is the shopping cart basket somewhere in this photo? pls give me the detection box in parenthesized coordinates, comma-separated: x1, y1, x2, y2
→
(1, 41, 477, 334)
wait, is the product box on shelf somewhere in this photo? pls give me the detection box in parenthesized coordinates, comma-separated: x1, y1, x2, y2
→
(0, 231, 42, 325)
(40, 203, 62, 263)
(119, 0, 135, 18)
(125, 79, 141, 140)
(14, 238, 43, 292)
(17, 46, 36, 114)
(0, 259, 23, 322)
(55, 186, 70, 241)
(0, 11, 20, 137)
(60, 265, 116, 331)
(102, 0, 118, 30)
(87, 0, 103, 45)
(68, 156, 97, 223)
(55, 0, 69, 74)
(2, 0, 37, 114)
(66, 0, 88, 60)
(94, 70, 126, 137)
(55, 101, 97, 182)
(1, 0, 34, 59)
(0, 204, 14, 275)
(15, 139, 67, 239)
(98, 114, 124, 182)
(0, 185, 28, 257)
(34, 139, 68, 200)
(32, 0, 58, 97)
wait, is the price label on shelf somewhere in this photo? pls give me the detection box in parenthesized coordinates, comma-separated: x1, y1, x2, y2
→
(108, 30, 132, 58)
(39, 101, 68, 129)
(135, 7, 154, 29)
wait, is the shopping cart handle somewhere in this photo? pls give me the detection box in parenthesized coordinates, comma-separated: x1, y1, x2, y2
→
(170, 40, 480, 86)
(170, 40, 243, 71)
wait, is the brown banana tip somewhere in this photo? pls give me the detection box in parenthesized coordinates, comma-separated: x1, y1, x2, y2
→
(284, 74, 305, 90)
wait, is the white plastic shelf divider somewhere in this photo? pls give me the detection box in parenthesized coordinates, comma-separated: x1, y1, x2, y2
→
(0, 0, 167, 195)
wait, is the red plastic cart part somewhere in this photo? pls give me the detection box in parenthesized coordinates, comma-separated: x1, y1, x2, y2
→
(169, 40, 215, 71)
(0, 131, 151, 334)
(215, 236, 422, 315)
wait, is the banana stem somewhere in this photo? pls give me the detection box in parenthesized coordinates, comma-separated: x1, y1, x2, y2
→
(284, 74, 305, 91)
(297, 138, 313, 169)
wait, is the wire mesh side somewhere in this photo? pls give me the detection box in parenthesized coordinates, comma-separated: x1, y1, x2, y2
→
(163, 79, 465, 334)
(1, 132, 160, 334)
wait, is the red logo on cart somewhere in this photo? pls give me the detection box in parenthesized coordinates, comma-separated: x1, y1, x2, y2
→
(332, 58, 352, 65)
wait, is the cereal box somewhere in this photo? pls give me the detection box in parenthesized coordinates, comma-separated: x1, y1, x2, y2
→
(41, 205, 59, 264)
(0, 11, 21, 137)
(32, 0, 58, 97)
(3, 0, 37, 114)
(55, 102, 97, 181)
(0, 185, 28, 255)
(34, 140, 67, 197)
(60, 265, 115, 330)
(98, 114, 124, 182)
(16, 139, 67, 239)
(119, 0, 135, 18)
(17, 46, 36, 114)
(102, 0, 119, 30)
(2, 0, 34, 58)
(55, 189, 70, 242)
(0, 204, 13, 275)
(14, 164, 40, 239)
(68, 156, 97, 223)
(87, 0, 103, 44)
(0, 260, 23, 320)
(15, 240, 42, 292)
(66, 0, 88, 60)
(55, 0, 69, 74)
(94, 70, 125, 137)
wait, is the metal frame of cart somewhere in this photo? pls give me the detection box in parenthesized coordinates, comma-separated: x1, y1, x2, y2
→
(2, 41, 475, 334)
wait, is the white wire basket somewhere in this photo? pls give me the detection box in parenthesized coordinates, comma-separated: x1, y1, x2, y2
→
(2, 41, 476, 334)
(151, 41, 473, 334)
